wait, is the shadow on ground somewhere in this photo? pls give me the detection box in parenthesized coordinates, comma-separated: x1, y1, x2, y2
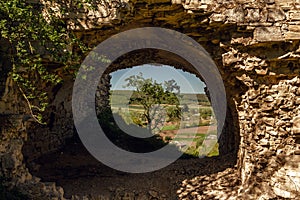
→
(27, 137, 236, 199)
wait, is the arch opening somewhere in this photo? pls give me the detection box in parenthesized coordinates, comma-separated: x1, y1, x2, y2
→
(95, 48, 239, 156)
(23, 48, 240, 199)
(103, 63, 218, 157)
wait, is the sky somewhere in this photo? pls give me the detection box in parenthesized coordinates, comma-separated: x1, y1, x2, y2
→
(110, 64, 206, 94)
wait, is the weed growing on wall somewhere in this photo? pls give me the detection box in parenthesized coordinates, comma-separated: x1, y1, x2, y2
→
(0, 0, 88, 123)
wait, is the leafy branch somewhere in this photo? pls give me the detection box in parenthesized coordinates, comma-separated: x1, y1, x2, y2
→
(0, 0, 89, 123)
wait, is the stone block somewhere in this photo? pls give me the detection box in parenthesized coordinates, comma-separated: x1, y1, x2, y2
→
(295, 97, 300, 105)
(284, 31, 300, 40)
(209, 13, 226, 23)
(254, 27, 284, 42)
(276, 0, 294, 9)
(293, 116, 300, 134)
(267, 8, 286, 22)
(245, 9, 260, 22)
(289, 10, 300, 20)
(171, 0, 182, 4)
(226, 7, 245, 23)
(288, 24, 300, 32)
(273, 185, 297, 199)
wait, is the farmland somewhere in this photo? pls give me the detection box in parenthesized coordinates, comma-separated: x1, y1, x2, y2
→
(109, 90, 218, 157)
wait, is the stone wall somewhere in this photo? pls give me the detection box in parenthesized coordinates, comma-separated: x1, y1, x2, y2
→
(66, 0, 300, 198)
(22, 78, 74, 162)
(0, 55, 64, 199)
(237, 76, 300, 198)
(1, 0, 300, 199)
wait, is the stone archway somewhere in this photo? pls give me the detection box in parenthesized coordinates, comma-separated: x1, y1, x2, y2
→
(21, 43, 241, 199)
(1, 0, 300, 199)
(96, 48, 241, 156)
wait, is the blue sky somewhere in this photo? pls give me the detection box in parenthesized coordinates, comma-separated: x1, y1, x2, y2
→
(110, 64, 206, 94)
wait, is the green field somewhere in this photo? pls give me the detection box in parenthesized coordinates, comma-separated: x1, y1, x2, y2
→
(108, 90, 218, 157)
(110, 90, 215, 126)
(110, 90, 211, 107)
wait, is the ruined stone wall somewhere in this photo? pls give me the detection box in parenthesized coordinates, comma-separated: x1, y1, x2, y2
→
(22, 78, 75, 162)
(65, 0, 300, 198)
(1, 0, 300, 199)
(0, 42, 65, 199)
(238, 76, 300, 198)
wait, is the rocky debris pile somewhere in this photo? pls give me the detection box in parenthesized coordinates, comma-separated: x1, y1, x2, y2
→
(71, 188, 167, 200)
(177, 168, 240, 199)
(0, 115, 65, 200)
(27, 141, 236, 200)
(18, 179, 65, 200)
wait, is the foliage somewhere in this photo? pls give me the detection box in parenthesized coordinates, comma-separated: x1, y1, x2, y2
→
(130, 110, 146, 126)
(166, 106, 181, 122)
(123, 73, 181, 133)
(199, 107, 213, 120)
(0, 0, 88, 123)
(165, 136, 172, 142)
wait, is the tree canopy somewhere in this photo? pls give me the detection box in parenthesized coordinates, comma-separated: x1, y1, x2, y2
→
(123, 72, 181, 133)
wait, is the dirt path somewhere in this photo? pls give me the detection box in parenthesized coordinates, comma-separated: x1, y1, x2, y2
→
(176, 126, 217, 134)
(29, 140, 236, 199)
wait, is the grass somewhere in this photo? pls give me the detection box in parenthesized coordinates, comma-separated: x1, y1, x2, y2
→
(196, 133, 206, 137)
(161, 124, 179, 131)
(171, 133, 219, 157)
(174, 133, 206, 137)
(207, 143, 219, 157)
(173, 138, 198, 141)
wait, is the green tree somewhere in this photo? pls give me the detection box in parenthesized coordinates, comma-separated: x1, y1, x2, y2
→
(123, 72, 181, 133)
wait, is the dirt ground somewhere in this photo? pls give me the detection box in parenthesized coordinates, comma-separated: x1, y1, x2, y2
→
(29, 139, 236, 199)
